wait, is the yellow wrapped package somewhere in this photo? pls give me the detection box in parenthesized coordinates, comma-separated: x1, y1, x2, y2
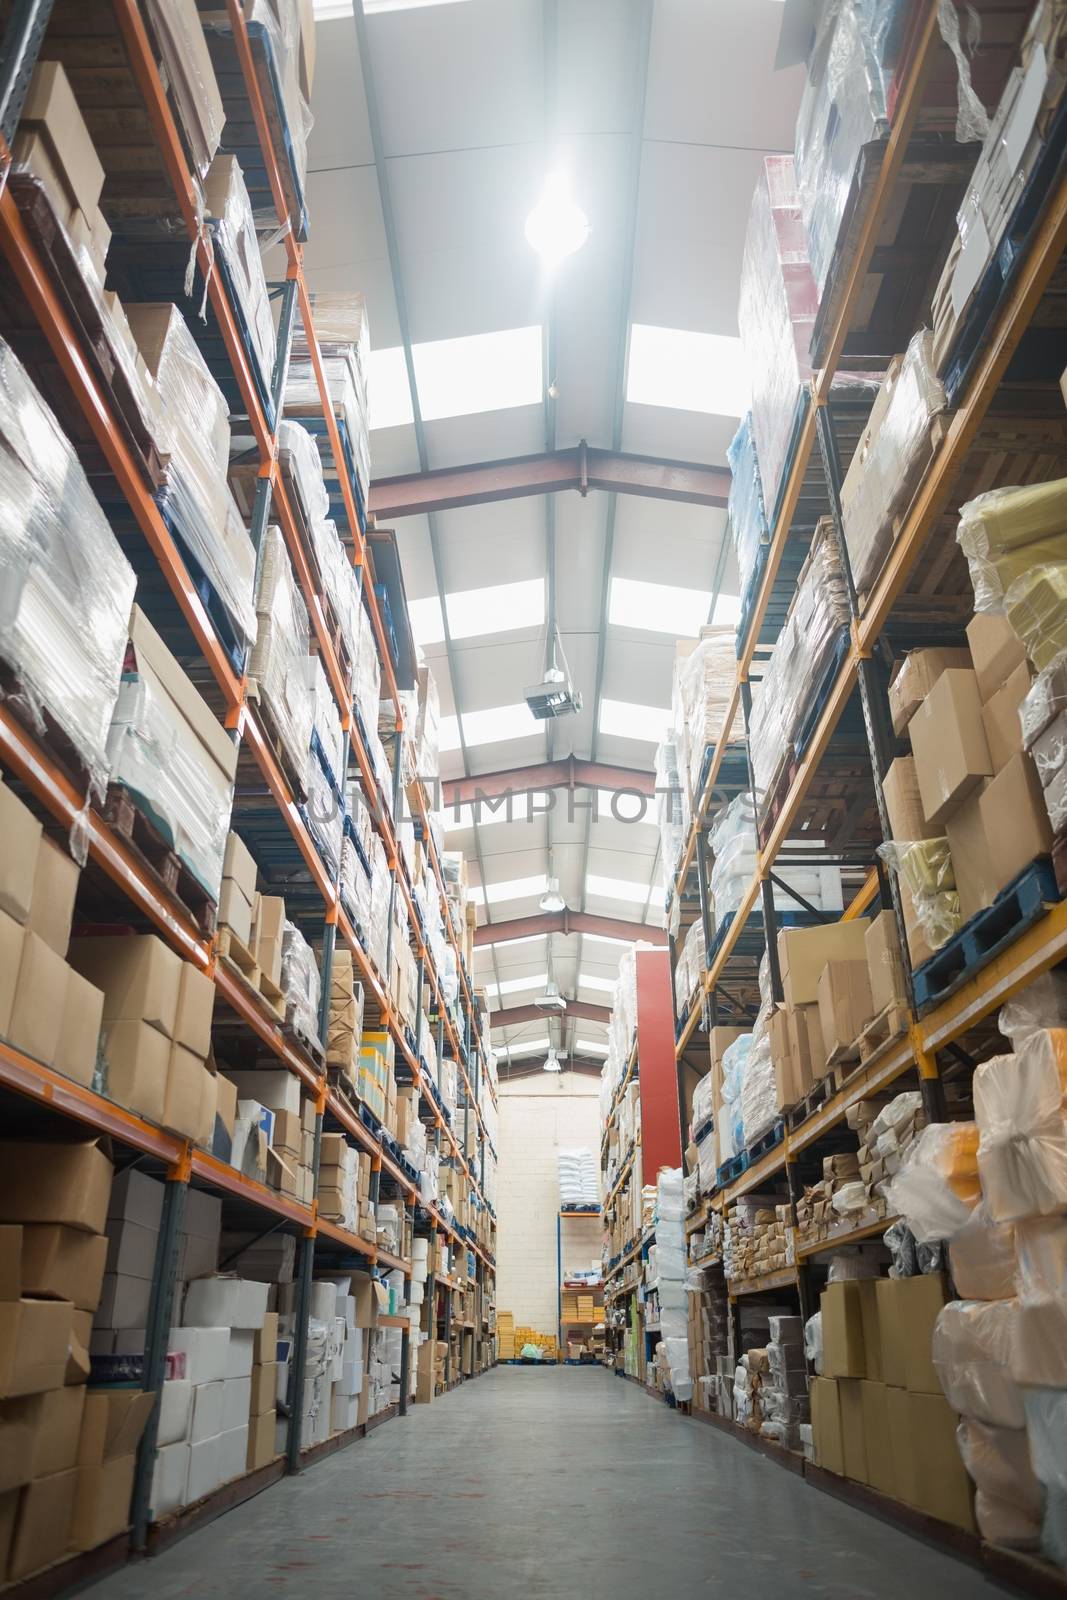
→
(878, 838, 959, 951)
(959, 480, 1067, 556)
(1006, 563, 1067, 671)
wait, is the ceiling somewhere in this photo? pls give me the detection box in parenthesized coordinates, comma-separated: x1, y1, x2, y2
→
(304, 0, 804, 1069)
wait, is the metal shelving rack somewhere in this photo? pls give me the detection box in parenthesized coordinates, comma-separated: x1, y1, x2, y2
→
(0, 0, 497, 1570)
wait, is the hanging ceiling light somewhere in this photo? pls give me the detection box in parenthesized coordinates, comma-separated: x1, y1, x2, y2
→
(524, 172, 590, 268)
(542, 1048, 562, 1074)
(539, 877, 566, 914)
(533, 980, 567, 1013)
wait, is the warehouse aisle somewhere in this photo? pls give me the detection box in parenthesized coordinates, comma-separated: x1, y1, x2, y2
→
(88, 1369, 1004, 1600)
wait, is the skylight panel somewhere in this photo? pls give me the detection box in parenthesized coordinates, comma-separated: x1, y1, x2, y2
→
(314, 0, 469, 17)
(585, 873, 651, 905)
(594, 788, 654, 825)
(415, 325, 542, 423)
(407, 594, 445, 646)
(368, 345, 415, 431)
(576, 1039, 610, 1054)
(582, 932, 638, 948)
(443, 793, 535, 832)
(493, 972, 548, 996)
(447, 577, 544, 641)
(468, 874, 548, 908)
(499, 1037, 551, 1056)
(599, 698, 670, 745)
(578, 973, 616, 993)
(609, 576, 713, 636)
(627, 325, 749, 417)
(438, 702, 537, 752)
(711, 593, 743, 626)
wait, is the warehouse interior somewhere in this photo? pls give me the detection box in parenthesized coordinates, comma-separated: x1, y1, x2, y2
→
(0, 0, 1065, 1595)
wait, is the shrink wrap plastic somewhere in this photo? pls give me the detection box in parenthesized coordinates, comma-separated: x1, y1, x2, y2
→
(673, 628, 737, 807)
(1014, 1214, 1067, 1300)
(748, 524, 850, 804)
(1007, 564, 1067, 672)
(281, 920, 322, 1054)
(718, 1034, 753, 1164)
(145, 0, 224, 181)
(251, 528, 314, 787)
(674, 917, 706, 1022)
(1021, 652, 1067, 748)
(304, 654, 344, 784)
(354, 600, 382, 744)
(1023, 1387, 1067, 1568)
(278, 418, 330, 528)
(286, 293, 370, 509)
(0, 338, 135, 799)
(709, 794, 843, 932)
(804, 1311, 823, 1375)
(886, 1121, 981, 1242)
(305, 750, 343, 879)
(277, 422, 362, 672)
(726, 413, 770, 605)
(956, 1418, 1044, 1548)
(209, 1, 312, 205)
(932, 1298, 1025, 1428)
(740, 1031, 777, 1148)
(691, 1071, 715, 1139)
(877, 838, 960, 950)
(203, 155, 277, 402)
(948, 1204, 1017, 1301)
(974, 1031, 1067, 1221)
(957, 480, 1067, 615)
(655, 737, 684, 895)
(1000, 973, 1067, 1043)
(840, 330, 947, 593)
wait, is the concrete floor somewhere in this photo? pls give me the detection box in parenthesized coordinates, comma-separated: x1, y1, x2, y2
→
(87, 1368, 1006, 1600)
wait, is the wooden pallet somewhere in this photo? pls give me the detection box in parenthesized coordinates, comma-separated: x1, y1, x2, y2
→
(104, 786, 217, 937)
(853, 1001, 910, 1065)
(259, 965, 286, 1022)
(913, 857, 1062, 1011)
(217, 922, 258, 983)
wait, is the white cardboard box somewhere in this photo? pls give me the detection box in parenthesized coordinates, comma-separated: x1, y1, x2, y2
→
(330, 1392, 358, 1433)
(183, 1276, 269, 1330)
(97, 1270, 152, 1330)
(227, 1329, 255, 1380)
(186, 1434, 222, 1504)
(108, 1168, 165, 1230)
(151, 1441, 190, 1517)
(169, 1326, 230, 1385)
(222, 1375, 252, 1432)
(158, 1378, 193, 1446)
(105, 1218, 159, 1279)
(190, 1379, 224, 1444)
(218, 1424, 249, 1485)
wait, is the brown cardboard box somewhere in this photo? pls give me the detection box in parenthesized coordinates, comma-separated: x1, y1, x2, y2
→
(859, 1381, 896, 1497)
(899, 878, 935, 968)
(69, 1453, 135, 1551)
(909, 669, 992, 826)
(54, 969, 104, 1090)
(0, 783, 42, 924)
(163, 1044, 207, 1139)
(7, 1467, 77, 1582)
(0, 1141, 111, 1234)
(875, 1274, 947, 1393)
(219, 878, 253, 946)
(821, 1282, 867, 1378)
(0, 1385, 85, 1493)
(777, 921, 870, 1009)
(77, 1391, 154, 1467)
(982, 662, 1031, 773)
(881, 756, 937, 842)
(979, 752, 1054, 894)
(769, 1007, 800, 1111)
(250, 1362, 277, 1416)
(21, 62, 104, 218)
(174, 963, 214, 1058)
(967, 612, 1028, 703)
(20, 1226, 107, 1312)
(0, 912, 26, 1037)
(0, 1300, 75, 1396)
(273, 1109, 301, 1156)
(857, 1279, 882, 1383)
(223, 832, 258, 905)
(839, 1378, 868, 1483)
(887, 1389, 975, 1531)
(100, 1020, 169, 1125)
(26, 838, 78, 958)
(253, 1312, 278, 1366)
(8, 932, 68, 1068)
(864, 911, 905, 1015)
(888, 648, 971, 736)
(197, 1067, 217, 1151)
(787, 1001, 822, 1090)
(817, 961, 873, 1060)
(68, 935, 181, 1037)
(810, 1377, 844, 1475)
(945, 788, 998, 923)
(247, 1409, 276, 1471)
(0, 1228, 20, 1300)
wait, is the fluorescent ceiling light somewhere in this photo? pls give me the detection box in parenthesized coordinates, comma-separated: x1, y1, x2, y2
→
(492, 973, 548, 997)
(599, 698, 670, 745)
(468, 874, 548, 908)
(578, 973, 616, 993)
(609, 576, 713, 636)
(627, 325, 749, 417)
(443, 794, 533, 832)
(576, 1039, 610, 1055)
(585, 873, 651, 905)
(370, 326, 542, 430)
(438, 702, 537, 752)
(525, 172, 590, 267)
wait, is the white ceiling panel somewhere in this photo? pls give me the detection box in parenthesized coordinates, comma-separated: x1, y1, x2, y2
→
(429, 498, 546, 589)
(621, 402, 738, 467)
(612, 497, 726, 592)
(420, 405, 545, 469)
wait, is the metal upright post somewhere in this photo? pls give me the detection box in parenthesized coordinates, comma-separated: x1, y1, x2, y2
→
(384, 727, 405, 976)
(740, 678, 784, 1004)
(695, 828, 715, 962)
(398, 1229, 412, 1417)
(413, 953, 425, 1062)
(444, 1284, 453, 1387)
(130, 1162, 187, 1550)
(556, 1212, 563, 1356)
(287, 1079, 326, 1473)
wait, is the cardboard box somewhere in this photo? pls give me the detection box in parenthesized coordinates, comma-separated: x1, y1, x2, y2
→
(859, 1381, 896, 1497)
(272, 1109, 301, 1156)
(20, 1226, 107, 1311)
(875, 1274, 946, 1393)
(0, 1299, 75, 1396)
(174, 963, 214, 1058)
(21, 61, 104, 217)
(96, 1272, 151, 1332)
(250, 1361, 277, 1416)
(777, 921, 869, 1009)
(163, 1044, 207, 1140)
(246, 1409, 275, 1471)
(967, 612, 1028, 703)
(838, 1378, 868, 1483)
(810, 1376, 844, 1475)
(100, 1019, 169, 1125)
(151, 1441, 189, 1517)
(8, 931, 68, 1068)
(943, 785, 993, 926)
(7, 1466, 77, 1582)
(108, 1169, 164, 1232)
(26, 838, 79, 957)
(769, 1006, 801, 1111)
(0, 1385, 85, 1493)
(226, 1071, 301, 1119)
(0, 783, 42, 922)
(54, 969, 104, 1090)
(889, 648, 971, 736)
(0, 912, 25, 1039)
(223, 832, 257, 904)
(881, 756, 937, 842)
(0, 1140, 111, 1234)
(218, 879, 252, 947)
(68, 935, 181, 1037)
(186, 1434, 222, 1503)
(856, 1279, 882, 1384)
(168, 1327, 229, 1386)
(183, 1277, 268, 1331)
(887, 1388, 975, 1531)
(817, 961, 873, 1060)
(104, 1220, 158, 1282)
(909, 669, 992, 827)
(70, 1454, 135, 1551)
(864, 911, 905, 1016)
(787, 1002, 822, 1092)
(982, 662, 1031, 774)
(821, 1282, 867, 1378)
(979, 752, 1053, 895)
(253, 1313, 278, 1366)
(0, 1228, 21, 1300)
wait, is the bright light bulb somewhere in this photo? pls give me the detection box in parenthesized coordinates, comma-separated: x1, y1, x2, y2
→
(524, 173, 590, 267)
(542, 1050, 562, 1074)
(539, 878, 566, 913)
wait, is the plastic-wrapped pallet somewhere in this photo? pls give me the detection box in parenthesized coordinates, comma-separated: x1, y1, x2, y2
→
(957, 478, 1067, 617)
(726, 414, 771, 611)
(709, 795, 844, 936)
(304, 655, 345, 784)
(558, 1149, 599, 1208)
(673, 628, 737, 811)
(655, 1169, 692, 1400)
(0, 338, 136, 800)
(144, 0, 224, 180)
(654, 737, 685, 897)
(124, 303, 257, 652)
(740, 1031, 777, 1149)
(717, 1034, 752, 1167)
(203, 155, 277, 405)
(281, 920, 322, 1054)
(675, 918, 705, 1023)
(206, 1, 312, 212)
(286, 292, 371, 514)
(877, 837, 960, 952)
(973, 1029, 1067, 1222)
(251, 528, 315, 791)
(747, 522, 851, 805)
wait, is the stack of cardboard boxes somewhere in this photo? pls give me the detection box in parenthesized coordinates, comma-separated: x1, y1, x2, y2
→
(723, 1197, 794, 1285)
(315, 1136, 374, 1239)
(13, 61, 110, 282)
(225, 1072, 315, 1207)
(811, 1272, 974, 1530)
(219, 832, 258, 954)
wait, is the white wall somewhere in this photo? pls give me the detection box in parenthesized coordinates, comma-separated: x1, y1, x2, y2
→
(496, 1073, 602, 1336)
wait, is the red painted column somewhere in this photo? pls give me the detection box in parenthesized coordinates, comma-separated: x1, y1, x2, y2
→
(635, 947, 682, 1179)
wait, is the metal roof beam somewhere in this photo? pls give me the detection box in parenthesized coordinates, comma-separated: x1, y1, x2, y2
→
(475, 911, 666, 948)
(492, 1000, 611, 1027)
(369, 445, 730, 519)
(442, 758, 655, 807)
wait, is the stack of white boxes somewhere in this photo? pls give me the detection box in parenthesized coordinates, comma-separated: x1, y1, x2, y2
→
(301, 1279, 366, 1444)
(92, 1170, 164, 1347)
